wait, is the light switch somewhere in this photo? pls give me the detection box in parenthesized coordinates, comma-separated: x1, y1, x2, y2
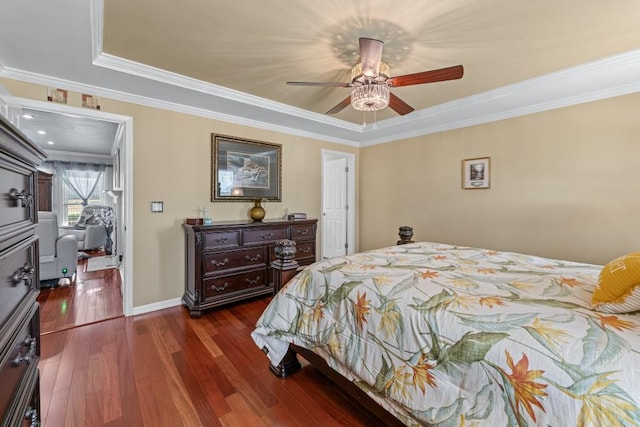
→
(151, 201, 164, 213)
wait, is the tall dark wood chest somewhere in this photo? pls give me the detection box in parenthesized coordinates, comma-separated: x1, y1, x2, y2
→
(0, 115, 46, 427)
(36, 171, 53, 212)
(183, 219, 317, 318)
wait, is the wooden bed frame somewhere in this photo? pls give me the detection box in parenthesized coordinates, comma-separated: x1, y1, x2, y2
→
(266, 228, 415, 427)
(269, 345, 406, 426)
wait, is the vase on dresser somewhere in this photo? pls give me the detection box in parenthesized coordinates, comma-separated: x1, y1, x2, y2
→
(249, 199, 266, 222)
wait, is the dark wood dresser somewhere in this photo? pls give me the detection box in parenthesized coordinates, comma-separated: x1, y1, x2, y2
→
(0, 116, 46, 426)
(183, 219, 317, 317)
(36, 172, 53, 212)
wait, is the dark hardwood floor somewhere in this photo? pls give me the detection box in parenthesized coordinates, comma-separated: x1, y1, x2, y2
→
(37, 251, 123, 335)
(38, 298, 386, 427)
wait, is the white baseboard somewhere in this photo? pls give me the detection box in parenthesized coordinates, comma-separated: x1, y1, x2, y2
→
(131, 297, 182, 316)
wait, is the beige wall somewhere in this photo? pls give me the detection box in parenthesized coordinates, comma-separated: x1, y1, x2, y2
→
(360, 93, 640, 265)
(4, 76, 638, 306)
(0, 78, 358, 307)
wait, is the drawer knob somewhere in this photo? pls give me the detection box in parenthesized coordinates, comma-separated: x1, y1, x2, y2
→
(13, 345, 36, 366)
(23, 335, 37, 350)
(9, 188, 33, 208)
(245, 254, 261, 262)
(12, 263, 34, 286)
(211, 258, 229, 267)
(297, 229, 309, 236)
(260, 233, 273, 240)
(301, 248, 311, 254)
(25, 407, 39, 427)
(216, 237, 228, 244)
(211, 283, 228, 292)
(245, 276, 261, 285)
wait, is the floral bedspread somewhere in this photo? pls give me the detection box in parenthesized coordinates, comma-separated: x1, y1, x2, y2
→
(251, 242, 640, 426)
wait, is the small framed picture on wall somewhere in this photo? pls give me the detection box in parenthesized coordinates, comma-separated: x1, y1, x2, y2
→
(462, 157, 490, 189)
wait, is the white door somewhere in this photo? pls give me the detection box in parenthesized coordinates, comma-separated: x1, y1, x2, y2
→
(322, 157, 348, 258)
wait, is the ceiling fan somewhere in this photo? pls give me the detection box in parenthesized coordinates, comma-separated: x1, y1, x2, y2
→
(287, 38, 464, 116)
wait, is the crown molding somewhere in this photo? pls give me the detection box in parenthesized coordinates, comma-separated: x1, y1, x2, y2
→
(90, 0, 104, 63)
(0, 65, 360, 147)
(43, 148, 112, 161)
(358, 49, 640, 146)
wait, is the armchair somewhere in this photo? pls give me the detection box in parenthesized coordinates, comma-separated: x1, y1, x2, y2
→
(37, 211, 78, 282)
(60, 205, 114, 253)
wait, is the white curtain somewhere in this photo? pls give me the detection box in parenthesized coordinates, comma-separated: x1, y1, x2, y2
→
(52, 161, 106, 206)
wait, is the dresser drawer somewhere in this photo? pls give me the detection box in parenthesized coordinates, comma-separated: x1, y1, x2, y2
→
(243, 227, 288, 244)
(0, 237, 37, 331)
(294, 241, 316, 262)
(203, 230, 240, 249)
(17, 371, 40, 427)
(0, 307, 39, 423)
(203, 247, 267, 273)
(0, 156, 36, 243)
(290, 223, 315, 240)
(203, 268, 268, 300)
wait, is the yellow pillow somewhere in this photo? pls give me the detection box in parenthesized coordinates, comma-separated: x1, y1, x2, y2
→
(591, 252, 640, 313)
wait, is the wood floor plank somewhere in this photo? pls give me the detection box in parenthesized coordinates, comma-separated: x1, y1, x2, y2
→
(38, 252, 123, 335)
(38, 299, 390, 426)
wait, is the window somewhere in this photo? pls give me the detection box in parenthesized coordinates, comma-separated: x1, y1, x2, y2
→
(60, 169, 106, 225)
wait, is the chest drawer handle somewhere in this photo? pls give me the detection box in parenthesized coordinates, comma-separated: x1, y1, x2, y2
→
(13, 345, 36, 366)
(211, 283, 228, 292)
(216, 237, 228, 244)
(296, 229, 309, 236)
(260, 233, 273, 240)
(12, 263, 34, 286)
(245, 276, 261, 285)
(245, 254, 261, 262)
(211, 258, 229, 267)
(25, 407, 39, 427)
(9, 188, 33, 208)
(300, 248, 311, 254)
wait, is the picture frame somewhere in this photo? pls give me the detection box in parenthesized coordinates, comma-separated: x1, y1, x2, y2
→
(47, 87, 67, 104)
(211, 133, 282, 201)
(462, 157, 491, 189)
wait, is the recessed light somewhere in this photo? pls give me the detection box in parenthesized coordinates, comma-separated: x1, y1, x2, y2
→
(22, 114, 34, 119)
(37, 130, 46, 135)
(47, 141, 55, 145)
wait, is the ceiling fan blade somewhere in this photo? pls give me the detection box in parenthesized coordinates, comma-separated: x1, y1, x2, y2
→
(387, 65, 464, 87)
(359, 38, 384, 78)
(287, 81, 352, 87)
(326, 96, 352, 115)
(388, 93, 414, 115)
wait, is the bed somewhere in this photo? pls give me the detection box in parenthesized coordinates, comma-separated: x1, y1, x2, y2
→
(252, 241, 640, 426)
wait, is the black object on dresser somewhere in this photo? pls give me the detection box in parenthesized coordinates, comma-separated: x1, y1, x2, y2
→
(183, 219, 317, 318)
(0, 115, 46, 426)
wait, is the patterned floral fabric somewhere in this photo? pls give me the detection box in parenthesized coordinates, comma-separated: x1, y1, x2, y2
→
(252, 242, 640, 426)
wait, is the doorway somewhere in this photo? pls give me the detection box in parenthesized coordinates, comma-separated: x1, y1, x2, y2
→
(1, 92, 134, 319)
(321, 150, 355, 258)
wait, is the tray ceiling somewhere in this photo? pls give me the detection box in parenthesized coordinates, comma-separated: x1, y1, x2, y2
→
(0, 0, 639, 147)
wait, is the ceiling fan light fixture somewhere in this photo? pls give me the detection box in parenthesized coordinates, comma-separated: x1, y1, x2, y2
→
(351, 61, 390, 83)
(351, 84, 390, 111)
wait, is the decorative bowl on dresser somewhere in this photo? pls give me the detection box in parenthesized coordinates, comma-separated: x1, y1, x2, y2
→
(0, 115, 47, 426)
(183, 219, 317, 318)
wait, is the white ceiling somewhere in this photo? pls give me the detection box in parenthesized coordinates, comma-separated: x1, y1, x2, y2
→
(0, 0, 639, 148)
(18, 108, 119, 155)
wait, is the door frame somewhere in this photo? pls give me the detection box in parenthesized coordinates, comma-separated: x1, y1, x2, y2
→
(12, 97, 135, 316)
(321, 149, 356, 258)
